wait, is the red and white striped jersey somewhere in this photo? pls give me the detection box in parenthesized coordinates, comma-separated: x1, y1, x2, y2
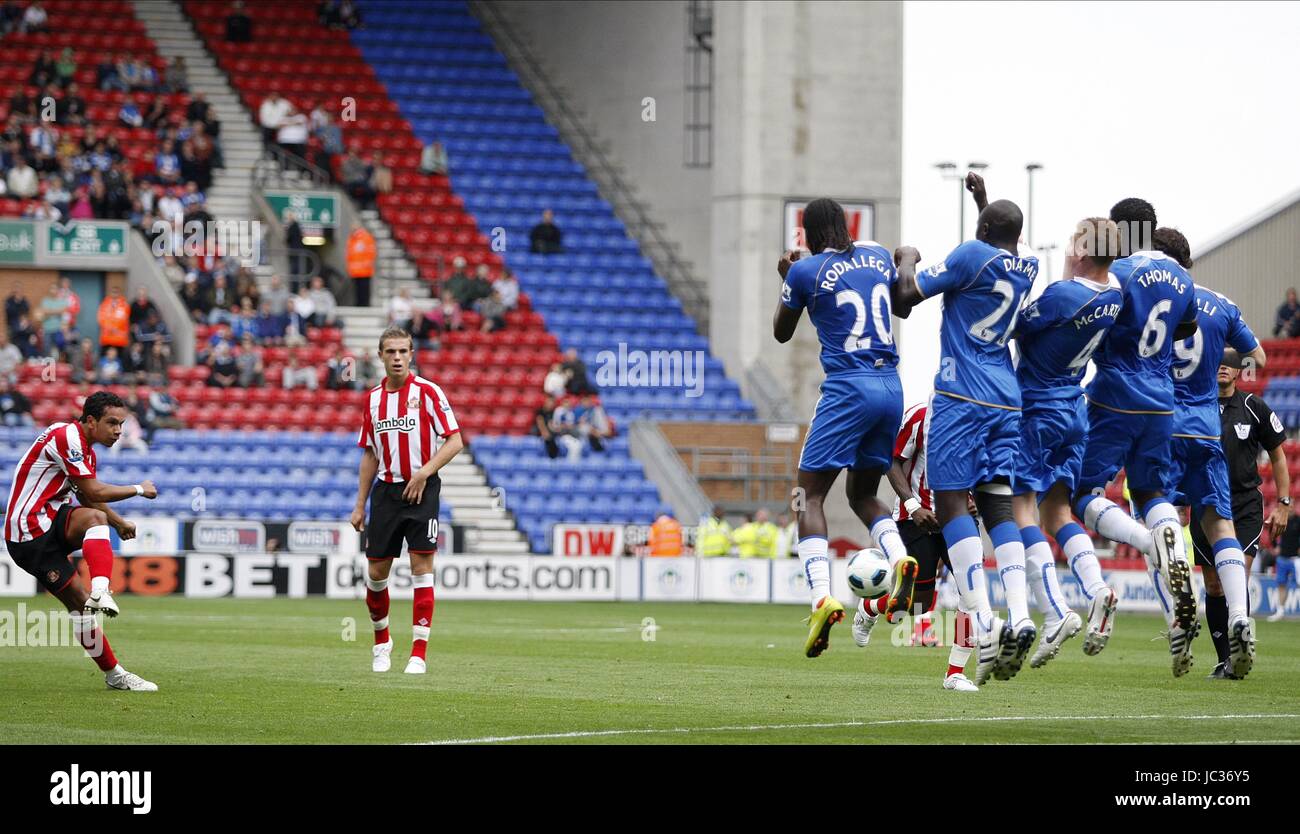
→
(892, 404, 932, 522)
(5, 422, 97, 543)
(358, 374, 459, 483)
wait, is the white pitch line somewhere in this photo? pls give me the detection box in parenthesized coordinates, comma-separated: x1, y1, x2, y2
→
(420, 713, 1300, 746)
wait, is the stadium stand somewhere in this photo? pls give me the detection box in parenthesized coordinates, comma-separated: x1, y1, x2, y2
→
(350, 0, 756, 428)
(0, 0, 197, 219)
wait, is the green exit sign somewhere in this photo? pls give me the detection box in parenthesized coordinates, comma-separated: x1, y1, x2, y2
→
(264, 191, 338, 228)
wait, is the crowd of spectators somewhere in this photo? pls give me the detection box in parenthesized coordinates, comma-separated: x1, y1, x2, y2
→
(4, 281, 173, 389)
(198, 322, 374, 394)
(387, 261, 522, 347)
(2, 30, 218, 230)
(532, 348, 608, 460)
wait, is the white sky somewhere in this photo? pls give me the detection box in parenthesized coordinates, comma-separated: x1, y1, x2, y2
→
(896, 0, 1300, 406)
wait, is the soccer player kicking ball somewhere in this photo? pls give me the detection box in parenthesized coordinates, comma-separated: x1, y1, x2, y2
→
(1158, 227, 1264, 679)
(3, 392, 159, 690)
(351, 326, 463, 674)
(773, 198, 921, 658)
(1069, 199, 1201, 673)
(892, 173, 1039, 686)
(1009, 218, 1124, 669)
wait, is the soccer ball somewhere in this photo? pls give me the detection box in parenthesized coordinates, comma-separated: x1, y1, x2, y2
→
(846, 549, 892, 600)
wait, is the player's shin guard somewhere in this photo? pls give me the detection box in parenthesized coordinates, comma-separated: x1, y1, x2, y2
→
(869, 516, 909, 568)
(1212, 538, 1248, 622)
(365, 575, 391, 645)
(1059, 521, 1106, 600)
(990, 522, 1030, 627)
(411, 573, 434, 661)
(71, 611, 117, 671)
(799, 535, 831, 609)
(1078, 494, 1152, 552)
(948, 609, 974, 676)
(1023, 526, 1066, 628)
(82, 525, 114, 597)
(942, 516, 993, 638)
(1206, 592, 1231, 666)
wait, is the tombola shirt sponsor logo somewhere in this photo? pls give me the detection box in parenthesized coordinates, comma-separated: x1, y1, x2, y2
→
(375, 415, 418, 432)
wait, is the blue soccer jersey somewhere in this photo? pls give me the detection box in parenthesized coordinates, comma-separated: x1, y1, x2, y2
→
(1171, 286, 1259, 439)
(1015, 276, 1124, 402)
(1086, 251, 1197, 414)
(781, 242, 899, 376)
(916, 239, 1038, 408)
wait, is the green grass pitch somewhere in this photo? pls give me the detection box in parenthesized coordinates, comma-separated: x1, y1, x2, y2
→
(1, 596, 1298, 744)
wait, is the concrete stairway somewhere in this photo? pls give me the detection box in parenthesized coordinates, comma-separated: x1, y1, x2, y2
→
(131, 0, 265, 225)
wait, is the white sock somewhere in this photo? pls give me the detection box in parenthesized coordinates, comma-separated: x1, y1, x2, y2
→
(1212, 538, 1249, 624)
(1143, 500, 1186, 563)
(943, 518, 995, 638)
(799, 536, 830, 609)
(1023, 533, 1066, 629)
(990, 522, 1030, 627)
(870, 516, 909, 568)
(1140, 546, 1177, 628)
(90, 575, 110, 596)
(1083, 496, 1152, 551)
(1059, 522, 1106, 599)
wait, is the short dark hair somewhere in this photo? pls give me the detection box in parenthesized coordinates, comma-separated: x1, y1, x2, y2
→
(81, 391, 125, 422)
(978, 200, 1023, 245)
(1152, 227, 1193, 270)
(377, 326, 413, 352)
(1109, 198, 1157, 256)
(801, 198, 853, 255)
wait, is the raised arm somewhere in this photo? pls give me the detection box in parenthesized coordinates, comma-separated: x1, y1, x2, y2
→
(965, 171, 989, 213)
(773, 249, 803, 344)
(890, 246, 923, 319)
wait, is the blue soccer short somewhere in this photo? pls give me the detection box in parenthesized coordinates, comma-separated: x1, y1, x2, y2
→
(798, 370, 903, 472)
(1015, 397, 1087, 497)
(925, 392, 1020, 491)
(1077, 401, 1172, 494)
(1166, 436, 1232, 517)
(1277, 556, 1297, 589)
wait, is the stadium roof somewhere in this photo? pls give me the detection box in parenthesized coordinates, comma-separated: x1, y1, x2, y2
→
(1194, 184, 1300, 261)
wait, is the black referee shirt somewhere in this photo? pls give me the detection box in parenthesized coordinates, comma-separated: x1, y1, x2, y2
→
(1218, 390, 1286, 495)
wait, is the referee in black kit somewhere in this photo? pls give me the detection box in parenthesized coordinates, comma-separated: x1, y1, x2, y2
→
(1194, 361, 1292, 678)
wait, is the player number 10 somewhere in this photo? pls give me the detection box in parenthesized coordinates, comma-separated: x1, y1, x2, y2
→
(835, 284, 893, 352)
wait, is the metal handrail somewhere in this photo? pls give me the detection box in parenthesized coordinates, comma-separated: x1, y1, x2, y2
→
(469, 0, 711, 333)
(252, 143, 332, 190)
